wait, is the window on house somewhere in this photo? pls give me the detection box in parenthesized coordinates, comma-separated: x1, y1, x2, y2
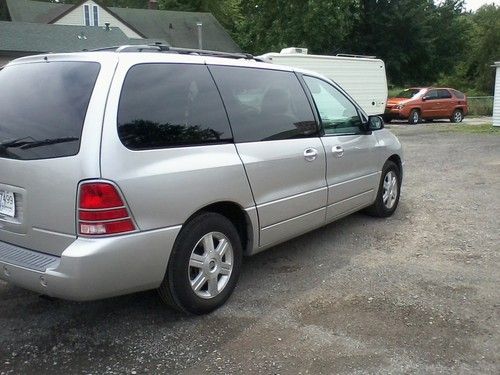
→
(83, 4, 90, 26)
(92, 5, 99, 26)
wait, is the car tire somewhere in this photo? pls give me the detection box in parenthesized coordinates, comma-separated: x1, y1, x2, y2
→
(408, 109, 421, 124)
(365, 161, 401, 218)
(450, 109, 463, 123)
(158, 212, 242, 315)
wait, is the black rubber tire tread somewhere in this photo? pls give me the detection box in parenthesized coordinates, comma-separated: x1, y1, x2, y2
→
(158, 212, 242, 315)
(408, 109, 421, 124)
(365, 160, 401, 218)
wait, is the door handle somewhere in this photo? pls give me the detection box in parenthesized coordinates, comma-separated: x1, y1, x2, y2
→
(303, 148, 318, 162)
(332, 145, 344, 158)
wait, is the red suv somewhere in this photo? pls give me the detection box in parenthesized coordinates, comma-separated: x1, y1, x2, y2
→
(385, 87, 468, 124)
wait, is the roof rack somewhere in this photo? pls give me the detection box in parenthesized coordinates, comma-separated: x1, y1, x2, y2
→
(336, 53, 377, 59)
(91, 44, 261, 61)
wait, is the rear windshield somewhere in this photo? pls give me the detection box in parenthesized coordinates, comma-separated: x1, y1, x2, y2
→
(0, 62, 100, 160)
(396, 89, 422, 99)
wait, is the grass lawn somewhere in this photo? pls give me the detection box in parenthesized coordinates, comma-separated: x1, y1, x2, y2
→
(440, 123, 499, 134)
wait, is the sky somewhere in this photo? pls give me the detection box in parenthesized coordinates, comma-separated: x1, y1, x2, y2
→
(464, 0, 500, 11)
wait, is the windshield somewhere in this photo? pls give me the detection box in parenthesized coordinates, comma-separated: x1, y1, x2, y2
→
(395, 89, 422, 99)
(0, 61, 100, 160)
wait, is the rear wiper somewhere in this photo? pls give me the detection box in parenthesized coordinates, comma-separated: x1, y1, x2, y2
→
(0, 137, 78, 150)
(20, 137, 79, 150)
(0, 137, 34, 148)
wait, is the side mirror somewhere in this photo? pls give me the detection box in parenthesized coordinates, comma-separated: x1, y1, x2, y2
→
(368, 115, 384, 130)
(422, 96, 428, 101)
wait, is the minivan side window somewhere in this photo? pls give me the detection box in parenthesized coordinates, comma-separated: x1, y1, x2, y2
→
(303, 76, 363, 135)
(209, 66, 317, 143)
(117, 64, 232, 150)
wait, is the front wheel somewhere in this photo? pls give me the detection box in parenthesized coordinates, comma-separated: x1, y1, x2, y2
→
(450, 109, 463, 123)
(365, 161, 401, 217)
(408, 109, 421, 124)
(158, 212, 242, 314)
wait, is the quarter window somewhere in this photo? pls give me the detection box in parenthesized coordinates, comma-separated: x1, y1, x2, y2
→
(451, 89, 465, 99)
(303, 76, 363, 135)
(437, 89, 452, 99)
(117, 64, 232, 150)
(209, 66, 317, 143)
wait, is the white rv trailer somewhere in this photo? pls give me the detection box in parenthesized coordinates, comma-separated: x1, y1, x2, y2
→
(258, 48, 388, 116)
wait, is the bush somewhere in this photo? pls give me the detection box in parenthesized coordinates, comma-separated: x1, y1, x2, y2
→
(467, 97, 494, 116)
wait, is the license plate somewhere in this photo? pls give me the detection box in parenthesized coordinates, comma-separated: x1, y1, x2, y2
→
(0, 190, 15, 217)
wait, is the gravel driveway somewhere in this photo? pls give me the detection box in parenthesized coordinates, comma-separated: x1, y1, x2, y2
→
(1, 122, 499, 374)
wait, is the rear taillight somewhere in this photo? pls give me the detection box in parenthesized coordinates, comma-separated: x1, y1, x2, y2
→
(78, 182, 136, 236)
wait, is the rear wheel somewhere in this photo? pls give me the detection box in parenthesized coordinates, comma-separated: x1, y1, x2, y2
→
(158, 212, 242, 314)
(365, 161, 401, 217)
(450, 109, 463, 123)
(408, 109, 421, 124)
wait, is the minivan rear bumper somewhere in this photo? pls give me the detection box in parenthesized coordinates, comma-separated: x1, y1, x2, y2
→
(0, 226, 181, 301)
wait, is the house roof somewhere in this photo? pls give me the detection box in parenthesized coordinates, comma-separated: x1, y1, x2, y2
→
(5, 0, 241, 52)
(110, 7, 241, 52)
(6, 0, 71, 23)
(0, 21, 166, 54)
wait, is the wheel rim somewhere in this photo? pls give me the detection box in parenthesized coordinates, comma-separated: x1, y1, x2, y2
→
(454, 111, 462, 122)
(413, 111, 419, 123)
(188, 231, 234, 299)
(382, 171, 398, 209)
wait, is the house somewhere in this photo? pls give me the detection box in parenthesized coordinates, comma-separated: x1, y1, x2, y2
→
(3, 0, 240, 52)
(494, 62, 500, 127)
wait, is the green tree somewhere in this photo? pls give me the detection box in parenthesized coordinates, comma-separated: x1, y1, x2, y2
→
(355, 0, 440, 85)
(439, 4, 500, 94)
(468, 5, 500, 93)
(233, 0, 356, 55)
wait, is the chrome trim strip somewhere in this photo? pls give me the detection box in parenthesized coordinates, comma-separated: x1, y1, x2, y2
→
(258, 186, 328, 208)
(261, 207, 325, 231)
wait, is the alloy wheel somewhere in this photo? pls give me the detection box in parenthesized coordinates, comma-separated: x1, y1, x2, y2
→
(188, 232, 234, 299)
(382, 171, 398, 209)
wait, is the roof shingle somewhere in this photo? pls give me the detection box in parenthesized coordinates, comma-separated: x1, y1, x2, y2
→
(0, 21, 165, 53)
(5, 0, 240, 52)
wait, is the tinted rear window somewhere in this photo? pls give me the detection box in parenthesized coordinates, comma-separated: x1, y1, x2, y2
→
(0, 62, 100, 160)
(117, 63, 232, 150)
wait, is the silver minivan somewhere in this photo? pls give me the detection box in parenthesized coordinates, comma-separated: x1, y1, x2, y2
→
(0, 46, 403, 314)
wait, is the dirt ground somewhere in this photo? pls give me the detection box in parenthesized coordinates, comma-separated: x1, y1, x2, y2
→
(1, 121, 499, 374)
